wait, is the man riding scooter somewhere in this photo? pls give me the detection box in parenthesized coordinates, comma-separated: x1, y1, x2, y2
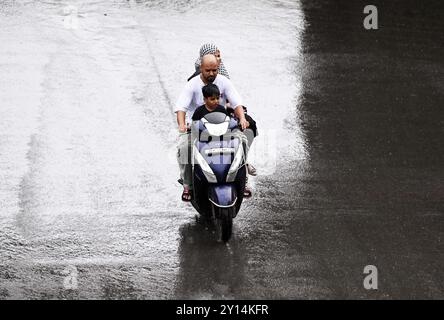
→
(174, 54, 257, 202)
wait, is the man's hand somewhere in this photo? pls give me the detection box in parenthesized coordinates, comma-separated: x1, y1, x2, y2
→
(238, 118, 250, 131)
(179, 123, 188, 133)
(234, 105, 250, 130)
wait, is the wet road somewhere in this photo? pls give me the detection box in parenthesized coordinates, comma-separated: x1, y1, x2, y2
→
(1, 0, 443, 299)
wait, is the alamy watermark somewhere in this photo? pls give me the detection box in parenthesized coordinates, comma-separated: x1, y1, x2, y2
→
(63, 5, 79, 30)
(363, 5, 378, 30)
(62, 265, 79, 290)
(173, 127, 279, 176)
(363, 265, 378, 290)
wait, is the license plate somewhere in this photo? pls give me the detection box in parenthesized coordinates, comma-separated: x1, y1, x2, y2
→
(204, 147, 235, 155)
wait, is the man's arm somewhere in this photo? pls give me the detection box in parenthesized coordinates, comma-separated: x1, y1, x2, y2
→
(174, 82, 193, 132)
(176, 111, 187, 133)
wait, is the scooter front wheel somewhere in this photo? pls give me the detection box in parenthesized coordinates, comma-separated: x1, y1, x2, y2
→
(218, 207, 233, 243)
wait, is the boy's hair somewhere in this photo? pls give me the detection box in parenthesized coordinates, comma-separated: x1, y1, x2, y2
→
(202, 83, 220, 98)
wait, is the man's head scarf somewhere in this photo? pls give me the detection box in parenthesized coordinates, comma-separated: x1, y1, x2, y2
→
(195, 43, 230, 79)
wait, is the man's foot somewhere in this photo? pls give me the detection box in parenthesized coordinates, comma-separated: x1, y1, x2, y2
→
(247, 163, 257, 176)
(181, 187, 192, 202)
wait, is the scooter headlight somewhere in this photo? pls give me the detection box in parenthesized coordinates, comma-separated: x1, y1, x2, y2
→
(226, 142, 245, 182)
(193, 145, 217, 183)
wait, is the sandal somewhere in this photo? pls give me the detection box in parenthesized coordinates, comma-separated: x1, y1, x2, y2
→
(181, 187, 192, 202)
(247, 163, 257, 176)
(244, 185, 252, 198)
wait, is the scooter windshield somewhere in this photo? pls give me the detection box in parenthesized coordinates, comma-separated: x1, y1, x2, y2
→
(201, 113, 230, 137)
(203, 120, 229, 136)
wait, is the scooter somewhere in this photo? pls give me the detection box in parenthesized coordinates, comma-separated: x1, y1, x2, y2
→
(190, 112, 247, 242)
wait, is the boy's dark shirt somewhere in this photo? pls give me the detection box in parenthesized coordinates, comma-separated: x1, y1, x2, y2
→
(192, 104, 228, 121)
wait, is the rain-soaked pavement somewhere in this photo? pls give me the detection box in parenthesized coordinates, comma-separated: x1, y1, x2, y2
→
(0, 0, 443, 299)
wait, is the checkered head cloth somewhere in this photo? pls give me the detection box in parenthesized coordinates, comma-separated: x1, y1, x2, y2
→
(194, 43, 230, 79)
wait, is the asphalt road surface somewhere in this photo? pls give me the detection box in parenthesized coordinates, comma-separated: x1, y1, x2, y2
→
(0, 0, 443, 299)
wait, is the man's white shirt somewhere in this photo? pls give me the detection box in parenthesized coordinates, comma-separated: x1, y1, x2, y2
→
(174, 74, 242, 123)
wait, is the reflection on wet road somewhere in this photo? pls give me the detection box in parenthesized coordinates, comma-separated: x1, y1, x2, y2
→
(1, 0, 443, 299)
